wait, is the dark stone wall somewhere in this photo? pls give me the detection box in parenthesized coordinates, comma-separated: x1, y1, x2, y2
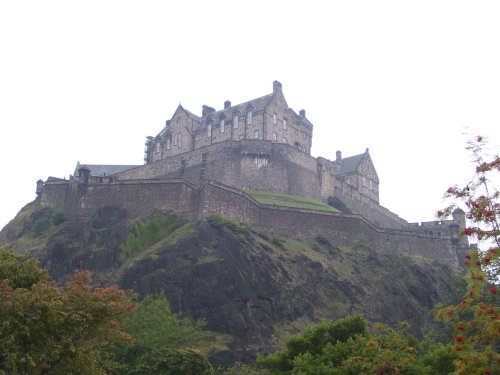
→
(39, 177, 462, 268)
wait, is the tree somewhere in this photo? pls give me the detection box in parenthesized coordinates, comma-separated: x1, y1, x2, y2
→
(436, 135, 499, 375)
(257, 316, 368, 373)
(104, 294, 214, 374)
(0, 248, 136, 375)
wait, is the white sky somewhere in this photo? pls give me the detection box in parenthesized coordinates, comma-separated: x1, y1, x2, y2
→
(1, 1, 499, 230)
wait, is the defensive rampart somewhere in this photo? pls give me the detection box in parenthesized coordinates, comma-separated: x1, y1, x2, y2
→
(38, 177, 466, 269)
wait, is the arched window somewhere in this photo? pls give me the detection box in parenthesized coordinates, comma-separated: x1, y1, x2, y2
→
(247, 111, 253, 125)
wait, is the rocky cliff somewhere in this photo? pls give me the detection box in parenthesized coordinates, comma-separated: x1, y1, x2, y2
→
(0, 201, 461, 367)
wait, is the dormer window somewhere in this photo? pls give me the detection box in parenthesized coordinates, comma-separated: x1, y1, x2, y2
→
(273, 113, 277, 125)
(207, 124, 212, 137)
(247, 111, 253, 125)
(283, 119, 287, 130)
(220, 119, 225, 133)
(233, 115, 239, 129)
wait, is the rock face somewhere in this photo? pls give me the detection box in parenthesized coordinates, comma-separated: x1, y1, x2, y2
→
(0, 204, 460, 367)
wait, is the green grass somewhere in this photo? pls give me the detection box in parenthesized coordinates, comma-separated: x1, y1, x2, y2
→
(245, 190, 340, 213)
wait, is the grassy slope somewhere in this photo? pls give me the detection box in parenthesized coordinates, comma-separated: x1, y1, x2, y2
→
(245, 190, 340, 213)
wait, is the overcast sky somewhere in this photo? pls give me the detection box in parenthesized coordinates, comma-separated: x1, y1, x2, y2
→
(1, 1, 499, 231)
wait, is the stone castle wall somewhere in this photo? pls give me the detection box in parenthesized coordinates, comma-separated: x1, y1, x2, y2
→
(38, 177, 465, 269)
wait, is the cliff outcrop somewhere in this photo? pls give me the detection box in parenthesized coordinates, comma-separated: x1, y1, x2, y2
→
(0, 202, 461, 367)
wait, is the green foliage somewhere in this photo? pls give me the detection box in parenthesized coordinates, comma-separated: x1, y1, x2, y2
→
(31, 210, 66, 237)
(0, 248, 135, 375)
(50, 210, 66, 226)
(32, 218, 49, 236)
(105, 294, 212, 374)
(219, 362, 270, 374)
(435, 136, 499, 375)
(257, 316, 367, 372)
(120, 214, 181, 257)
(258, 317, 456, 375)
(208, 214, 251, 233)
(0, 249, 47, 289)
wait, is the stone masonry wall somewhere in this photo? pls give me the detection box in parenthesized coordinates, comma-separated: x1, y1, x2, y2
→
(39, 177, 464, 269)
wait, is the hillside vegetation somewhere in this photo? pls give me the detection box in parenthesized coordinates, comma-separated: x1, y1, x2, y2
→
(0, 204, 461, 367)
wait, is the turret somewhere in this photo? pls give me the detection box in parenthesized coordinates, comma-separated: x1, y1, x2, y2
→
(78, 165, 91, 186)
(36, 179, 44, 197)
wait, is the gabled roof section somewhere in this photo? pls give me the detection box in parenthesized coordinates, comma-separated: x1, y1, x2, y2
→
(172, 104, 201, 122)
(73, 163, 139, 177)
(334, 150, 376, 178)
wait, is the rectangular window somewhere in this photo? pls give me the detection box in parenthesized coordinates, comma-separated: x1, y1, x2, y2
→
(173, 135, 177, 146)
(207, 124, 212, 137)
(233, 115, 238, 129)
(283, 137, 287, 144)
(178, 134, 182, 148)
(254, 130, 259, 139)
(303, 132, 306, 139)
(247, 111, 253, 125)
(155, 142, 160, 153)
(283, 119, 287, 130)
(220, 119, 225, 133)
(166, 139, 171, 150)
(272, 132, 277, 142)
(273, 113, 277, 125)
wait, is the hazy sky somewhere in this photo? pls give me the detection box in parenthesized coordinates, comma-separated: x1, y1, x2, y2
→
(1, 1, 499, 230)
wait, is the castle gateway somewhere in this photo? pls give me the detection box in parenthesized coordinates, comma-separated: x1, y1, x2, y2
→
(37, 81, 469, 268)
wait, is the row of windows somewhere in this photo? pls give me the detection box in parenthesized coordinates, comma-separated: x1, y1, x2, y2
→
(272, 112, 287, 130)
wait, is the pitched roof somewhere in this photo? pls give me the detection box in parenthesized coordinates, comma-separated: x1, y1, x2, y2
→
(333, 153, 366, 176)
(203, 94, 274, 125)
(73, 163, 139, 177)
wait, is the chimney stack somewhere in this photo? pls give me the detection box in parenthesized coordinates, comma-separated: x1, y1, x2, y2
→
(273, 80, 282, 94)
(299, 109, 306, 118)
(224, 100, 231, 109)
(202, 105, 215, 117)
(336, 150, 342, 162)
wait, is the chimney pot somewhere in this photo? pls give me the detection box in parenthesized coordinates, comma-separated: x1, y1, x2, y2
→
(299, 109, 306, 118)
(224, 100, 231, 109)
(273, 80, 282, 93)
(336, 150, 342, 162)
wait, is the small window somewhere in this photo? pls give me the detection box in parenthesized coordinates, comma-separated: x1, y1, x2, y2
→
(239, 134, 244, 140)
(178, 134, 182, 148)
(272, 132, 277, 142)
(220, 119, 225, 133)
(247, 111, 253, 125)
(254, 130, 259, 139)
(273, 113, 277, 125)
(155, 142, 161, 153)
(166, 138, 171, 150)
(233, 115, 239, 129)
(283, 137, 287, 144)
(283, 119, 287, 130)
(173, 135, 178, 146)
(207, 124, 212, 137)
(303, 132, 306, 139)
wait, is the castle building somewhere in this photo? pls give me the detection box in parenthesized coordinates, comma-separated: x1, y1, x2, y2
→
(35, 81, 470, 269)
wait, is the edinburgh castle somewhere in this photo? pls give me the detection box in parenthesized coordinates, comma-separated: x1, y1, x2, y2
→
(35, 81, 469, 268)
